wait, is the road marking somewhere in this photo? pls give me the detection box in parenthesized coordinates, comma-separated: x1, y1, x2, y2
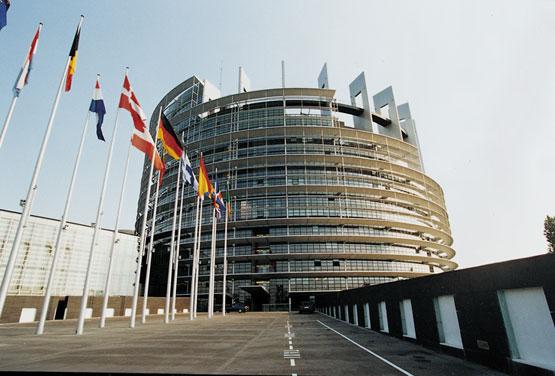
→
(317, 320, 415, 376)
(285, 319, 298, 371)
(284, 349, 300, 358)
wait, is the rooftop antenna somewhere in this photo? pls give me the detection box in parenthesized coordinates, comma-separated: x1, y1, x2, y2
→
(218, 60, 223, 92)
(281, 60, 285, 88)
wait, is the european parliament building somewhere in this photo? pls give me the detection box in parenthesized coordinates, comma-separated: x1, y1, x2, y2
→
(137, 65, 456, 311)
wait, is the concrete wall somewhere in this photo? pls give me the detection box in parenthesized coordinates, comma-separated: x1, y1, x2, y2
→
(315, 254, 555, 376)
(0, 295, 190, 324)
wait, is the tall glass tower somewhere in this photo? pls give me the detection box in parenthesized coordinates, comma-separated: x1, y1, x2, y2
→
(136, 66, 456, 311)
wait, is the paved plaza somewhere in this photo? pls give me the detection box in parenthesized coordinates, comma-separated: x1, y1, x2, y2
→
(0, 312, 505, 375)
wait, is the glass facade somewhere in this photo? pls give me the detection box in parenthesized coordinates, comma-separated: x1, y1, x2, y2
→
(138, 79, 456, 310)
(0, 210, 138, 296)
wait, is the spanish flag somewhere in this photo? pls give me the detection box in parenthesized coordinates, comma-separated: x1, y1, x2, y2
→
(225, 182, 232, 217)
(65, 17, 83, 92)
(157, 112, 183, 160)
(198, 153, 213, 200)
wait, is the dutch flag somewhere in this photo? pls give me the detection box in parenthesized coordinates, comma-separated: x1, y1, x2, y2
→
(89, 76, 106, 141)
(0, 0, 10, 31)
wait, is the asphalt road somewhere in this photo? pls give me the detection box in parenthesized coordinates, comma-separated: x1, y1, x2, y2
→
(0, 312, 505, 375)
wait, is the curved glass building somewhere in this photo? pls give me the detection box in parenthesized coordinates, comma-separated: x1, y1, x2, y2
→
(137, 67, 456, 311)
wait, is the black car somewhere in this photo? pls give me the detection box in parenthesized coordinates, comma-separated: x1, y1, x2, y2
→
(229, 302, 249, 313)
(298, 301, 315, 314)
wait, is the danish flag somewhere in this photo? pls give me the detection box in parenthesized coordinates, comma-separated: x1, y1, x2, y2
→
(118, 74, 164, 172)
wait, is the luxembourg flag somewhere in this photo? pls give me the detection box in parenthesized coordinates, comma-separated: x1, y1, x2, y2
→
(89, 76, 106, 141)
(13, 24, 42, 96)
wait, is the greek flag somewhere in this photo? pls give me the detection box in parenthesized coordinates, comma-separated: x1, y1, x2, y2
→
(182, 153, 198, 192)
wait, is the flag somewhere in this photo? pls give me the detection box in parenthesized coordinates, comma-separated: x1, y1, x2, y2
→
(182, 153, 198, 192)
(64, 19, 82, 92)
(158, 155, 166, 187)
(213, 179, 226, 220)
(157, 112, 183, 160)
(0, 0, 10, 31)
(88, 77, 106, 141)
(225, 182, 232, 217)
(118, 73, 164, 172)
(13, 24, 41, 96)
(197, 153, 213, 200)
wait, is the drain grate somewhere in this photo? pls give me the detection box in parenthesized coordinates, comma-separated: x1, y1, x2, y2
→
(412, 355, 431, 363)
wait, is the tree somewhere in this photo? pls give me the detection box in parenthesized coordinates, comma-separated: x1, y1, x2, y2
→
(543, 216, 555, 253)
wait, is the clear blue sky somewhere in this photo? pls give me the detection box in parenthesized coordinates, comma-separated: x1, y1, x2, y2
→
(1, 0, 554, 269)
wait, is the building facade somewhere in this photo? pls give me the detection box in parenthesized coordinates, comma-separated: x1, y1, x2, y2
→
(0, 209, 138, 297)
(138, 66, 456, 310)
(315, 254, 555, 375)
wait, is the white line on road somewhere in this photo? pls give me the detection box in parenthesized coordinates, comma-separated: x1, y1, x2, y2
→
(285, 319, 298, 370)
(317, 320, 415, 376)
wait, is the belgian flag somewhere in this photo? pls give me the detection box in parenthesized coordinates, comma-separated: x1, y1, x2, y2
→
(157, 112, 183, 160)
(65, 17, 82, 92)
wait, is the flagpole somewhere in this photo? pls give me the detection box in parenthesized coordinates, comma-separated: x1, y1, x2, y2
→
(0, 96, 18, 151)
(0, 15, 80, 316)
(189, 196, 200, 320)
(207, 206, 217, 318)
(141, 169, 161, 324)
(130, 106, 162, 328)
(171, 175, 185, 320)
(165, 158, 182, 323)
(36, 103, 92, 335)
(76, 83, 120, 336)
(193, 201, 203, 318)
(99, 140, 132, 328)
(222, 201, 229, 316)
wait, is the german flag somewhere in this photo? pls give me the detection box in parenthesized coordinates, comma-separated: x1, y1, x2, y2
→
(157, 112, 183, 160)
(65, 17, 83, 92)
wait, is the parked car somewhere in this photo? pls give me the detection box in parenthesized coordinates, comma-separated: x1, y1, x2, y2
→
(229, 302, 249, 313)
(298, 301, 315, 314)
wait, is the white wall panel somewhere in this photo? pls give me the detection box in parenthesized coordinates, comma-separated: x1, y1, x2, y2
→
(499, 287, 555, 370)
(434, 295, 463, 349)
(400, 299, 416, 338)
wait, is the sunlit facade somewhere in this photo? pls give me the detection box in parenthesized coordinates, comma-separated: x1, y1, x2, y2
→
(0, 209, 138, 296)
(138, 68, 456, 310)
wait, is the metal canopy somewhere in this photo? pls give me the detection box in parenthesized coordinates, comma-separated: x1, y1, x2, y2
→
(241, 285, 270, 299)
